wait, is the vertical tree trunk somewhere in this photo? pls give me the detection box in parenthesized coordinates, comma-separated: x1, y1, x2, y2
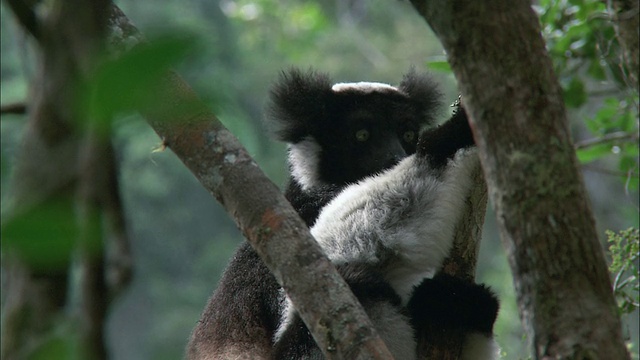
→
(410, 1, 630, 358)
(609, 0, 639, 89)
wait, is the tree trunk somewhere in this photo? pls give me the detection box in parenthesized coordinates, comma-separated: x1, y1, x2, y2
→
(609, 0, 639, 89)
(410, 1, 630, 359)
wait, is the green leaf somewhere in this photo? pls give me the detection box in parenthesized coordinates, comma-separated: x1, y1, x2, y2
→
(587, 59, 606, 80)
(426, 61, 452, 73)
(84, 33, 199, 122)
(619, 145, 640, 186)
(576, 143, 611, 163)
(616, 111, 635, 132)
(586, 98, 620, 133)
(1, 197, 78, 272)
(28, 336, 73, 360)
(563, 77, 587, 108)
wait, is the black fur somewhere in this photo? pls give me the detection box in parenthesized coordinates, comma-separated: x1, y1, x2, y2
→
(186, 242, 282, 358)
(284, 181, 342, 227)
(266, 68, 333, 143)
(408, 273, 499, 336)
(418, 105, 475, 169)
(398, 68, 443, 122)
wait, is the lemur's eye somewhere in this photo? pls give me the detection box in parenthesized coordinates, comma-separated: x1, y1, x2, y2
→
(355, 129, 370, 142)
(403, 131, 416, 143)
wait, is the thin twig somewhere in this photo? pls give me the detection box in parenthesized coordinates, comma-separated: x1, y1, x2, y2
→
(582, 164, 639, 178)
(0, 102, 27, 115)
(574, 131, 639, 149)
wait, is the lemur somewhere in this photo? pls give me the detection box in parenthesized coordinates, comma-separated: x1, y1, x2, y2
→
(187, 68, 499, 360)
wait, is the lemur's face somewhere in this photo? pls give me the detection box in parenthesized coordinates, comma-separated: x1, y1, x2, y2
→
(268, 69, 442, 190)
(313, 87, 426, 186)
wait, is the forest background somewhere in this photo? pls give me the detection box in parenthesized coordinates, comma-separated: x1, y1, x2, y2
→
(1, 0, 638, 359)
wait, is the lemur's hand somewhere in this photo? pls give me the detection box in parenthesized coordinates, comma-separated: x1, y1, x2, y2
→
(416, 97, 474, 169)
(408, 273, 499, 335)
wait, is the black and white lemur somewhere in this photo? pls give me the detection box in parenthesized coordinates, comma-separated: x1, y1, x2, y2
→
(187, 68, 500, 360)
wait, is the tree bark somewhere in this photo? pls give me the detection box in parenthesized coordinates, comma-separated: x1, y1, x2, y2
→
(410, 1, 629, 359)
(608, 0, 639, 89)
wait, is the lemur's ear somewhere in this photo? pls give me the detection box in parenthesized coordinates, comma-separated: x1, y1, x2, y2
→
(265, 67, 333, 143)
(398, 68, 443, 126)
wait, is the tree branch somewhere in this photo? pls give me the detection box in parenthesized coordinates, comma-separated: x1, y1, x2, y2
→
(0, 102, 27, 116)
(574, 131, 639, 149)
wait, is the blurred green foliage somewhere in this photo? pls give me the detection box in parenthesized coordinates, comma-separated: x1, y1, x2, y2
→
(1, 197, 78, 273)
(28, 334, 74, 360)
(0, 1, 638, 360)
(86, 34, 199, 122)
(426, 60, 452, 73)
(536, 0, 639, 190)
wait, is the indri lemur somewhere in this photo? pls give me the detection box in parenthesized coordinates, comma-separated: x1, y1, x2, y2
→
(187, 68, 499, 360)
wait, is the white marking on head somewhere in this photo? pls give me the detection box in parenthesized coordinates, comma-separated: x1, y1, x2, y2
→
(288, 137, 323, 190)
(331, 82, 398, 93)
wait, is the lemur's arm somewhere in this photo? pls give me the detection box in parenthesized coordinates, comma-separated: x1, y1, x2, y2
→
(417, 104, 474, 168)
(410, 104, 500, 358)
(284, 180, 343, 227)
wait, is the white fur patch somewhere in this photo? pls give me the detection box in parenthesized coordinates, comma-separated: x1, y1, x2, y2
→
(331, 82, 398, 93)
(310, 149, 479, 303)
(273, 291, 295, 344)
(288, 137, 323, 190)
